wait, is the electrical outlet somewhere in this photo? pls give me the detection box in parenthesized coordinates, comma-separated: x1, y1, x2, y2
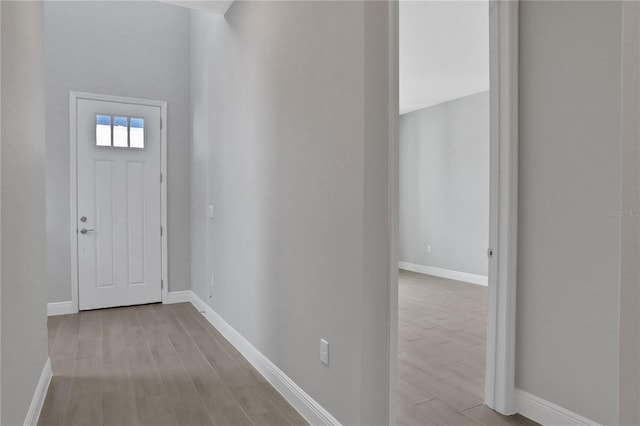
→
(208, 205, 214, 219)
(320, 339, 329, 366)
(427, 245, 432, 253)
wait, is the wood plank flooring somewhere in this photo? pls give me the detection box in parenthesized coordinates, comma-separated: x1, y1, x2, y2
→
(40, 302, 308, 426)
(40, 274, 538, 426)
(397, 271, 538, 426)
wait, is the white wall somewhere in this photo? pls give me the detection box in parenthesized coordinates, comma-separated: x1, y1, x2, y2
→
(44, 1, 192, 302)
(517, 2, 623, 424)
(399, 1, 489, 114)
(1, 1, 49, 424)
(190, 2, 391, 423)
(399, 91, 489, 277)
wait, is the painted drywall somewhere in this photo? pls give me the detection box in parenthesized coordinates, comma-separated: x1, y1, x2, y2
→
(399, 1, 489, 114)
(161, 0, 233, 15)
(399, 91, 489, 277)
(1, 1, 49, 424)
(617, 3, 640, 424)
(44, 1, 191, 302)
(190, 2, 391, 423)
(517, 2, 622, 424)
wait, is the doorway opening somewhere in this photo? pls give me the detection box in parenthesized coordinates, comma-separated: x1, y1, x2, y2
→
(392, 1, 521, 424)
(69, 92, 168, 312)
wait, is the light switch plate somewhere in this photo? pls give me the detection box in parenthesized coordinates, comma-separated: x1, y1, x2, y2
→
(320, 339, 329, 366)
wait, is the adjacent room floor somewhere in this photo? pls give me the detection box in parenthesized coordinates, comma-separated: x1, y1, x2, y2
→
(40, 302, 308, 426)
(397, 270, 537, 426)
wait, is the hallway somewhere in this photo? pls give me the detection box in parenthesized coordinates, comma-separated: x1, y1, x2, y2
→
(39, 303, 307, 426)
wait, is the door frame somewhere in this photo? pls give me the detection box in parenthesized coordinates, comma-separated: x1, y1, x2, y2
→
(69, 91, 168, 313)
(485, 0, 519, 414)
(386, 0, 519, 422)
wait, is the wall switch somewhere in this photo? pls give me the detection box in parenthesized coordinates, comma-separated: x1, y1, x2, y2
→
(208, 205, 214, 219)
(320, 339, 329, 366)
(427, 245, 432, 253)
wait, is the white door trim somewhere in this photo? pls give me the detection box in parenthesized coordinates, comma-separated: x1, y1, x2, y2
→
(387, 2, 399, 425)
(387, 0, 519, 421)
(69, 91, 168, 313)
(485, 0, 519, 414)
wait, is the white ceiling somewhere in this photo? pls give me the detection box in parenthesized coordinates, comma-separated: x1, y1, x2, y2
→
(400, 1, 489, 115)
(160, 0, 234, 15)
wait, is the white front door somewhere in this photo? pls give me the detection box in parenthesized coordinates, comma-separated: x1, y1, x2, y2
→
(76, 98, 162, 310)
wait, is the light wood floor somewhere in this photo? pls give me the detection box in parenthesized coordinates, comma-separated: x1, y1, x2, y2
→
(40, 302, 308, 426)
(398, 270, 537, 426)
(39, 275, 537, 426)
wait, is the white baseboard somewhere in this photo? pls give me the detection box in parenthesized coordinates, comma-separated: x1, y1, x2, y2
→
(399, 262, 488, 286)
(23, 358, 52, 426)
(49, 292, 192, 315)
(164, 290, 192, 304)
(46, 301, 74, 316)
(515, 389, 602, 426)
(185, 290, 341, 426)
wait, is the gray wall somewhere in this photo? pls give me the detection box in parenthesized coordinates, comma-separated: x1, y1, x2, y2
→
(617, 3, 640, 423)
(1, 1, 49, 424)
(399, 91, 489, 276)
(190, 2, 391, 423)
(517, 2, 622, 424)
(44, 1, 192, 302)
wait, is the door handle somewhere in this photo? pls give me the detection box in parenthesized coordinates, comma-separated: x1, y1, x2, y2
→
(80, 228, 95, 234)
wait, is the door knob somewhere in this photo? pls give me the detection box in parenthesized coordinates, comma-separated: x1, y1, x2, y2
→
(80, 228, 95, 234)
